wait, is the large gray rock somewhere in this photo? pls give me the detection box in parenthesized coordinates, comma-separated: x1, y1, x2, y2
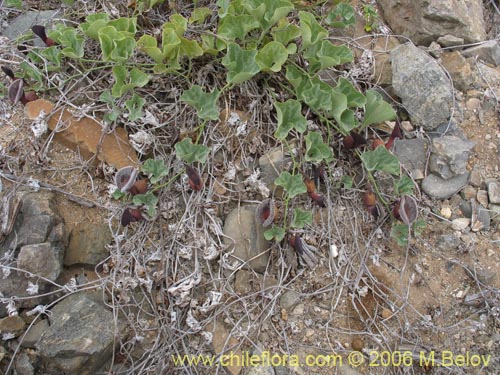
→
(391, 44, 454, 130)
(36, 293, 117, 375)
(429, 136, 475, 179)
(422, 172, 469, 200)
(223, 205, 270, 273)
(378, 0, 486, 45)
(17, 242, 63, 281)
(64, 222, 112, 266)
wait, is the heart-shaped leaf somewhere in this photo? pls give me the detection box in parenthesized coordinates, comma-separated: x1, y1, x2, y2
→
(175, 138, 210, 164)
(362, 90, 396, 126)
(125, 93, 146, 122)
(291, 208, 312, 228)
(264, 226, 286, 242)
(180, 85, 220, 120)
(142, 159, 168, 184)
(305, 131, 333, 162)
(275, 171, 307, 198)
(132, 191, 158, 217)
(221, 43, 260, 84)
(274, 99, 307, 140)
(256, 41, 289, 72)
(360, 146, 400, 176)
(299, 11, 328, 47)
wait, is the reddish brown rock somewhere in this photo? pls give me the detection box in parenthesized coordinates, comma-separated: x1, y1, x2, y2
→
(25, 99, 138, 169)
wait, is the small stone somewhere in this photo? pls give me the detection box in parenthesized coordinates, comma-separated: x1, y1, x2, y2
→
(462, 186, 477, 200)
(440, 204, 452, 219)
(0, 315, 26, 337)
(469, 169, 481, 187)
(429, 136, 475, 179)
(393, 138, 429, 176)
(477, 190, 489, 207)
(290, 303, 305, 316)
(381, 308, 392, 319)
(472, 205, 490, 232)
(489, 204, 500, 225)
(422, 172, 469, 200)
(487, 180, 500, 204)
(436, 234, 461, 251)
(462, 41, 500, 67)
(21, 319, 49, 348)
(351, 338, 364, 351)
(234, 270, 252, 294)
(400, 121, 413, 132)
(258, 148, 291, 192)
(459, 200, 473, 218)
(280, 290, 301, 312)
(466, 98, 482, 111)
(451, 218, 471, 231)
(305, 328, 315, 338)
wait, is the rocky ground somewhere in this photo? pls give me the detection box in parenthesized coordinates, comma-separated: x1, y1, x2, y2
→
(0, 1, 500, 375)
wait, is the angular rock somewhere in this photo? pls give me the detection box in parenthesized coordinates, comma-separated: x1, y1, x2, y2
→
(451, 218, 470, 231)
(440, 52, 478, 92)
(209, 320, 242, 375)
(489, 204, 500, 225)
(64, 222, 112, 266)
(422, 172, 469, 200)
(17, 242, 63, 281)
(36, 293, 117, 375)
(1, 191, 66, 254)
(487, 180, 500, 204)
(473, 205, 490, 231)
(392, 138, 429, 178)
(437, 35, 465, 47)
(21, 319, 49, 348)
(25, 99, 138, 169)
(462, 41, 500, 67)
(391, 44, 453, 130)
(223, 206, 270, 273)
(436, 234, 461, 251)
(378, 0, 486, 45)
(0, 315, 26, 337)
(279, 290, 301, 312)
(429, 136, 475, 179)
(14, 353, 35, 375)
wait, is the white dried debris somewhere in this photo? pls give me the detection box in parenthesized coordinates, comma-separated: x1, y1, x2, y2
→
(130, 130, 155, 154)
(186, 310, 202, 332)
(224, 163, 237, 181)
(200, 291, 222, 313)
(167, 262, 201, 306)
(31, 111, 48, 138)
(244, 169, 270, 197)
(26, 281, 39, 295)
(178, 246, 193, 260)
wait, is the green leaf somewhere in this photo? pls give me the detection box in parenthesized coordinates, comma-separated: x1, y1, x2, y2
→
(179, 37, 204, 58)
(256, 41, 288, 72)
(125, 93, 146, 122)
(5, 0, 22, 8)
(164, 14, 188, 37)
(264, 226, 286, 242)
(19, 62, 43, 90)
(217, 0, 231, 18)
(243, 0, 294, 30)
(305, 132, 333, 162)
(99, 90, 114, 104)
(299, 11, 328, 47)
(142, 159, 169, 184)
(133, 192, 158, 217)
(390, 223, 409, 247)
(180, 85, 220, 120)
(304, 40, 353, 72)
(291, 208, 312, 228)
(394, 175, 415, 196)
(362, 90, 396, 127)
(98, 26, 136, 62)
(275, 171, 307, 199)
(335, 77, 366, 107)
(80, 13, 110, 40)
(111, 66, 150, 98)
(108, 17, 137, 35)
(340, 175, 353, 189)
(302, 83, 332, 111)
(137, 35, 164, 63)
(360, 146, 401, 176)
(326, 3, 356, 28)
(218, 14, 260, 41)
(271, 19, 301, 45)
(40, 46, 61, 69)
(112, 189, 126, 200)
(221, 43, 260, 84)
(190, 7, 213, 24)
(175, 138, 211, 164)
(274, 99, 307, 140)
